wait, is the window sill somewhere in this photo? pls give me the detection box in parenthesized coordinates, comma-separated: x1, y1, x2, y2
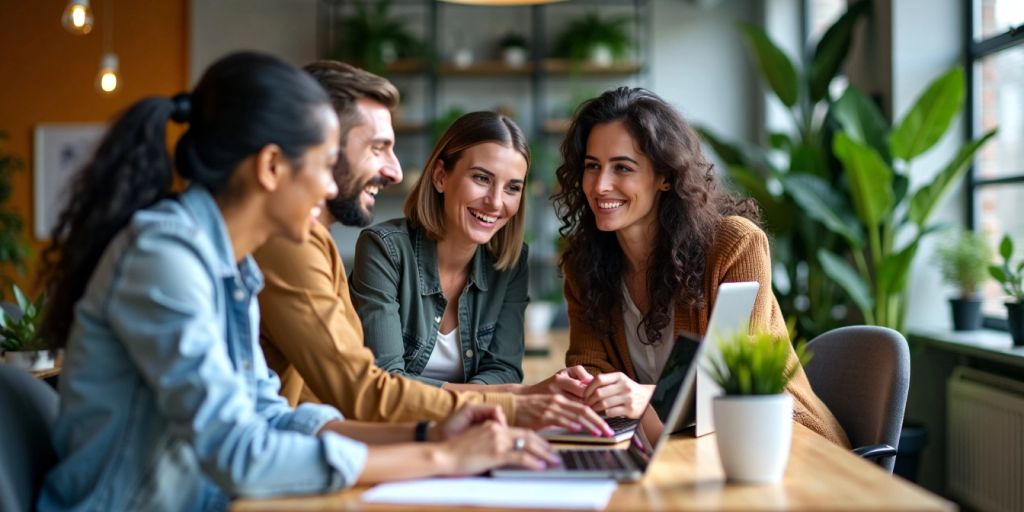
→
(908, 328, 1024, 369)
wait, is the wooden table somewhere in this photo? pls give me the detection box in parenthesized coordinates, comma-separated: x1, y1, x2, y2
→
(231, 423, 953, 511)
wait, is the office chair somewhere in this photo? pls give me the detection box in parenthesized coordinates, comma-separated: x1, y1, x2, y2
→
(803, 325, 909, 473)
(0, 363, 59, 512)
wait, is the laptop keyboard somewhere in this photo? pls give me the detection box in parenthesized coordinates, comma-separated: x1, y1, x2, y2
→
(604, 416, 639, 435)
(558, 448, 632, 471)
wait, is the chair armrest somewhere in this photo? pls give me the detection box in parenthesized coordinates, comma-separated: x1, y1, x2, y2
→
(852, 443, 897, 460)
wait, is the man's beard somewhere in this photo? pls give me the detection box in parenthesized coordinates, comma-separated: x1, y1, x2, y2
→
(327, 156, 375, 227)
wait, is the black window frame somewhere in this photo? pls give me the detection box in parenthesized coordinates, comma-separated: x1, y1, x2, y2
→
(964, 0, 1024, 330)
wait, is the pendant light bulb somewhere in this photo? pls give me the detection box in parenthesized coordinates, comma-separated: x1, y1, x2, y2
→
(61, 0, 94, 35)
(96, 53, 121, 94)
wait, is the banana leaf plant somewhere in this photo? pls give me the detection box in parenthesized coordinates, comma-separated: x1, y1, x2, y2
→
(814, 67, 997, 330)
(698, 2, 870, 339)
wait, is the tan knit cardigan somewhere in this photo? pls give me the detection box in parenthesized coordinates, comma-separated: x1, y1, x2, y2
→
(564, 216, 851, 447)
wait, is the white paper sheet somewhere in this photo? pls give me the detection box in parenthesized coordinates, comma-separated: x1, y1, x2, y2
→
(362, 477, 618, 509)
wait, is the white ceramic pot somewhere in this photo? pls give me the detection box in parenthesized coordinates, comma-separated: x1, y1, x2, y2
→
(524, 301, 556, 335)
(712, 393, 793, 483)
(588, 44, 614, 68)
(3, 350, 56, 371)
(453, 48, 474, 69)
(502, 47, 528, 68)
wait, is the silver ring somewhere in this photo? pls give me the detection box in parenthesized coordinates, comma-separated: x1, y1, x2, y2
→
(513, 437, 525, 452)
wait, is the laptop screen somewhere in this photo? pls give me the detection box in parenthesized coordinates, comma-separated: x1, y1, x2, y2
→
(627, 332, 702, 466)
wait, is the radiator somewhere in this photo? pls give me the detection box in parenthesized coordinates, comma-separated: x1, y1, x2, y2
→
(947, 366, 1024, 512)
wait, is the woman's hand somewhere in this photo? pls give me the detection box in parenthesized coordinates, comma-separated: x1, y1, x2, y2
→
(432, 404, 506, 441)
(441, 422, 558, 476)
(582, 372, 655, 419)
(522, 365, 593, 399)
(512, 394, 614, 437)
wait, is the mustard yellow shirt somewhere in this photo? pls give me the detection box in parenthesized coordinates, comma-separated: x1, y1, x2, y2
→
(253, 222, 516, 423)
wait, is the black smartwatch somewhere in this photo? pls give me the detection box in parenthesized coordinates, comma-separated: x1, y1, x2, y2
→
(414, 421, 432, 442)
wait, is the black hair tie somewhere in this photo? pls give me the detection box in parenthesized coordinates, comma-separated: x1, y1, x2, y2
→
(170, 93, 191, 124)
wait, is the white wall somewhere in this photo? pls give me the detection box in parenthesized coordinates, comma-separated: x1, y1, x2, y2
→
(650, 0, 759, 143)
(891, 0, 964, 331)
(189, 0, 319, 84)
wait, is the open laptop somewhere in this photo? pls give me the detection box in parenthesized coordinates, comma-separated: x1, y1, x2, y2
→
(492, 281, 759, 482)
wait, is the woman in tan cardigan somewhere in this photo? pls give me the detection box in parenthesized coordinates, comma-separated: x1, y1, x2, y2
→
(551, 87, 850, 447)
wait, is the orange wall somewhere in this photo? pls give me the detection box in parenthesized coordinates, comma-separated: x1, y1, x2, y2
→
(0, 0, 188, 295)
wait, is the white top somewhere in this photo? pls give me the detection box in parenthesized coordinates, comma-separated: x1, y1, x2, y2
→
(622, 282, 675, 384)
(422, 328, 465, 383)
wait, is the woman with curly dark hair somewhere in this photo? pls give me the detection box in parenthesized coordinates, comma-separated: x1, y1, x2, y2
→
(552, 87, 849, 447)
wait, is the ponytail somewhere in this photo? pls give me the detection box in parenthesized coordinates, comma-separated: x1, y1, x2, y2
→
(38, 97, 182, 349)
(37, 51, 331, 350)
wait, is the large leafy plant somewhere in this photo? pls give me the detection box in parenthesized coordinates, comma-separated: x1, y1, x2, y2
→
(0, 132, 30, 285)
(701, 2, 996, 333)
(705, 330, 811, 396)
(0, 285, 46, 353)
(699, 3, 870, 338)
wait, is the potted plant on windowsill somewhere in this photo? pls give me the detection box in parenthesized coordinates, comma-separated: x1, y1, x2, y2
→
(989, 234, 1024, 346)
(705, 330, 810, 484)
(0, 285, 51, 371)
(934, 230, 992, 331)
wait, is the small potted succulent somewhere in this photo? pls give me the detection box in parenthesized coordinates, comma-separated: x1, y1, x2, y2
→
(989, 234, 1024, 346)
(705, 330, 810, 483)
(934, 230, 992, 331)
(498, 32, 528, 69)
(0, 285, 51, 371)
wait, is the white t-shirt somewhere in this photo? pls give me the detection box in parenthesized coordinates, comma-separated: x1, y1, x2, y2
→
(622, 282, 675, 384)
(421, 328, 465, 383)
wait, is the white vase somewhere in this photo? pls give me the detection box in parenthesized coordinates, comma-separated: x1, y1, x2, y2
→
(588, 44, 614, 68)
(524, 301, 556, 335)
(712, 393, 793, 483)
(502, 47, 527, 68)
(3, 350, 56, 371)
(453, 48, 474, 69)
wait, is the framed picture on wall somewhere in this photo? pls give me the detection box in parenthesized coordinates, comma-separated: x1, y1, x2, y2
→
(33, 123, 105, 239)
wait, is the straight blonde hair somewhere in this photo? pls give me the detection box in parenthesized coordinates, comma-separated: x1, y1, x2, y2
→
(404, 111, 530, 270)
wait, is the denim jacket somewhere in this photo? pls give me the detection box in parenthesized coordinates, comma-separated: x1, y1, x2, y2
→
(350, 218, 528, 387)
(38, 186, 367, 512)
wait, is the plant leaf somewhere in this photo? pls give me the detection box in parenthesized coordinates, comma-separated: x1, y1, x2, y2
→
(832, 132, 894, 227)
(877, 240, 919, 295)
(13, 284, 28, 312)
(782, 173, 863, 247)
(908, 129, 997, 227)
(1000, 234, 1013, 261)
(808, 1, 870, 102)
(891, 67, 966, 161)
(818, 249, 873, 317)
(738, 22, 799, 107)
(832, 87, 892, 164)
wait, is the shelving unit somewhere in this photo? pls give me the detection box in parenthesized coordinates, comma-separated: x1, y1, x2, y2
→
(319, 0, 651, 298)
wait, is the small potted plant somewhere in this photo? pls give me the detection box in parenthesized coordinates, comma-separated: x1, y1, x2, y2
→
(0, 285, 51, 371)
(705, 330, 810, 483)
(934, 230, 992, 331)
(554, 12, 632, 69)
(989, 234, 1024, 346)
(498, 33, 528, 69)
(334, 0, 419, 73)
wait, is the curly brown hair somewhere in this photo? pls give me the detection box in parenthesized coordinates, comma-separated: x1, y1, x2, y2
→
(553, 87, 760, 345)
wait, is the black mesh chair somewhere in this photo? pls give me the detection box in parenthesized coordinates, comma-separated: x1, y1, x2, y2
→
(0, 363, 59, 511)
(803, 325, 910, 473)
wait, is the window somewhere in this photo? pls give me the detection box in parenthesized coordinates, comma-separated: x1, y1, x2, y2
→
(967, 0, 1024, 324)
